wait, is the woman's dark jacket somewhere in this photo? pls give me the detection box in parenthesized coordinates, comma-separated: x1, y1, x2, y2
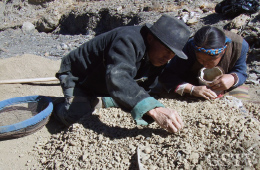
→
(56, 25, 165, 124)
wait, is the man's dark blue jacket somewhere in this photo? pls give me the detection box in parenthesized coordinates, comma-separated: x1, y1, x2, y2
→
(56, 25, 165, 125)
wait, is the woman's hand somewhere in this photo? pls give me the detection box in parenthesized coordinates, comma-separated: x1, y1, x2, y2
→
(147, 107, 184, 133)
(209, 74, 235, 91)
(192, 85, 218, 100)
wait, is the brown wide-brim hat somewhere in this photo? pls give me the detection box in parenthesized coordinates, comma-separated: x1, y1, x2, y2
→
(146, 14, 191, 59)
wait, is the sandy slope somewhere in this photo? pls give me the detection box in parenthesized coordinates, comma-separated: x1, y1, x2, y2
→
(0, 54, 62, 169)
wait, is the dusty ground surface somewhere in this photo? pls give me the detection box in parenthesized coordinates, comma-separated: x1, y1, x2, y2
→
(0, 0, 260, 169)
(0, 55, 62, 169)
(0, 54, 259, 170)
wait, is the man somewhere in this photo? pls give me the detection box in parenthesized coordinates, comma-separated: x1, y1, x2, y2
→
(54, 14, 191, 133)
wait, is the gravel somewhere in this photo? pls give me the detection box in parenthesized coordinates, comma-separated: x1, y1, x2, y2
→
(35, 96, 260, 169)
(0, 28, 93, 59)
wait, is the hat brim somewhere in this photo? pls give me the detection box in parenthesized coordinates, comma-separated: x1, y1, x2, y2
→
(146, 23, 188, 60)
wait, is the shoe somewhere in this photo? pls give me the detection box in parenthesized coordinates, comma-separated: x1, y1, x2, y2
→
(51, 97, 65, 106)
(52, 100, 72, 127)
(91, 97, 104, 110)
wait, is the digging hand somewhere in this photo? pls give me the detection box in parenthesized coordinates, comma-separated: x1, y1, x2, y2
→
(147, 107, 184, 133)
(192, 85, 217, 100)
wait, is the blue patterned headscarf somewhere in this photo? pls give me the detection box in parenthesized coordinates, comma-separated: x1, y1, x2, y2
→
(191, 37, 232, 56)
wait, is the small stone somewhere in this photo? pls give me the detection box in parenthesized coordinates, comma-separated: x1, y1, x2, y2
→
(196, 164, 203, 170)
(69, 141, 77, 146)
(255, 161, 260, 169)
(230, 29, 238, 34)
(145, 137, 151, 140)
(122, 159, 129, 164)
(19, 154, 24, 158)
(202, 8, 209, 13)
(149, 165, 157, 170)
(81, 153, 88, 161)
(189, 152, 199, 164)
(141, 154, 150, 162)
(143, 147, 152, 154)
(117, 6, 122, 12)
(136, 135, 143, 140)
(249, 73, 258, 79)
(199, 5, 205, 9)
(60, 43, 69, 50)
(181, 13, 189, 23)
(54, 161, 62, 169)
(41, 157, 47, 164)
(22, 22, 35, 33)
(197, 147, 205, 152)
(198, 123, 205, 128)
(129, 144, 135, 151)
(186, 18, 198, 25)
(184, 161, 190, 169)
(44, 52, 49, 57)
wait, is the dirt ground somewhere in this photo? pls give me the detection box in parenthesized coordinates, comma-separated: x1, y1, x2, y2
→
(0, 54, 259, 169)
(0, 54, 63, 169)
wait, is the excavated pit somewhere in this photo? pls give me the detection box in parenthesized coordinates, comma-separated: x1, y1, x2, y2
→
(55, 9, 140, 35)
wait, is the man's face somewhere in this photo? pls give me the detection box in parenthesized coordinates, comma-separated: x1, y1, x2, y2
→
(196, 51, 223, 69)
(147, 34, 175, 67)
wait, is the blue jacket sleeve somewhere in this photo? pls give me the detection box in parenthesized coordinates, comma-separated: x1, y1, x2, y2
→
(229, 39, 249, 87)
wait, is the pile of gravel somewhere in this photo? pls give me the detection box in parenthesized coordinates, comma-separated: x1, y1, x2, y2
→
(35, 96, 260, 169)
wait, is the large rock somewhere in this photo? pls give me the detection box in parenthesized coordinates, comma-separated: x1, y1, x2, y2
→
(225, 14, 250, 30)
(36, 10, 62, 32)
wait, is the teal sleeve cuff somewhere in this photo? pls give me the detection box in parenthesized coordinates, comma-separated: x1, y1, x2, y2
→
(102, 97, 118, 108)
(135, 119, 150, 126)
(131, 97, 165, 125)
(102, 97, 165, 126)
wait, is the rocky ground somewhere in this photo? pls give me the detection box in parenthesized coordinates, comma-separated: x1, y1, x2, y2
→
(0, 0, 259, 169)
(37, 98, 260, 169)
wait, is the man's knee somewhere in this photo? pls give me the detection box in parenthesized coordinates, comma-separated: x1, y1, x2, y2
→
(54, 96, 95, 126)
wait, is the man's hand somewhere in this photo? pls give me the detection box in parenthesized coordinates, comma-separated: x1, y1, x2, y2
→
(147, 107, 184, 133)
(208, 74, 235, 91)
(192, 86, 218, 100)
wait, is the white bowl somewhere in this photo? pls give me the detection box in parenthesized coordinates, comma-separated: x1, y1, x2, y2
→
(198, 67, 224, 86)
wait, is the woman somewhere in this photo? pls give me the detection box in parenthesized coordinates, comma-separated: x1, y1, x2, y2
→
(158, 26, 249, 100)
